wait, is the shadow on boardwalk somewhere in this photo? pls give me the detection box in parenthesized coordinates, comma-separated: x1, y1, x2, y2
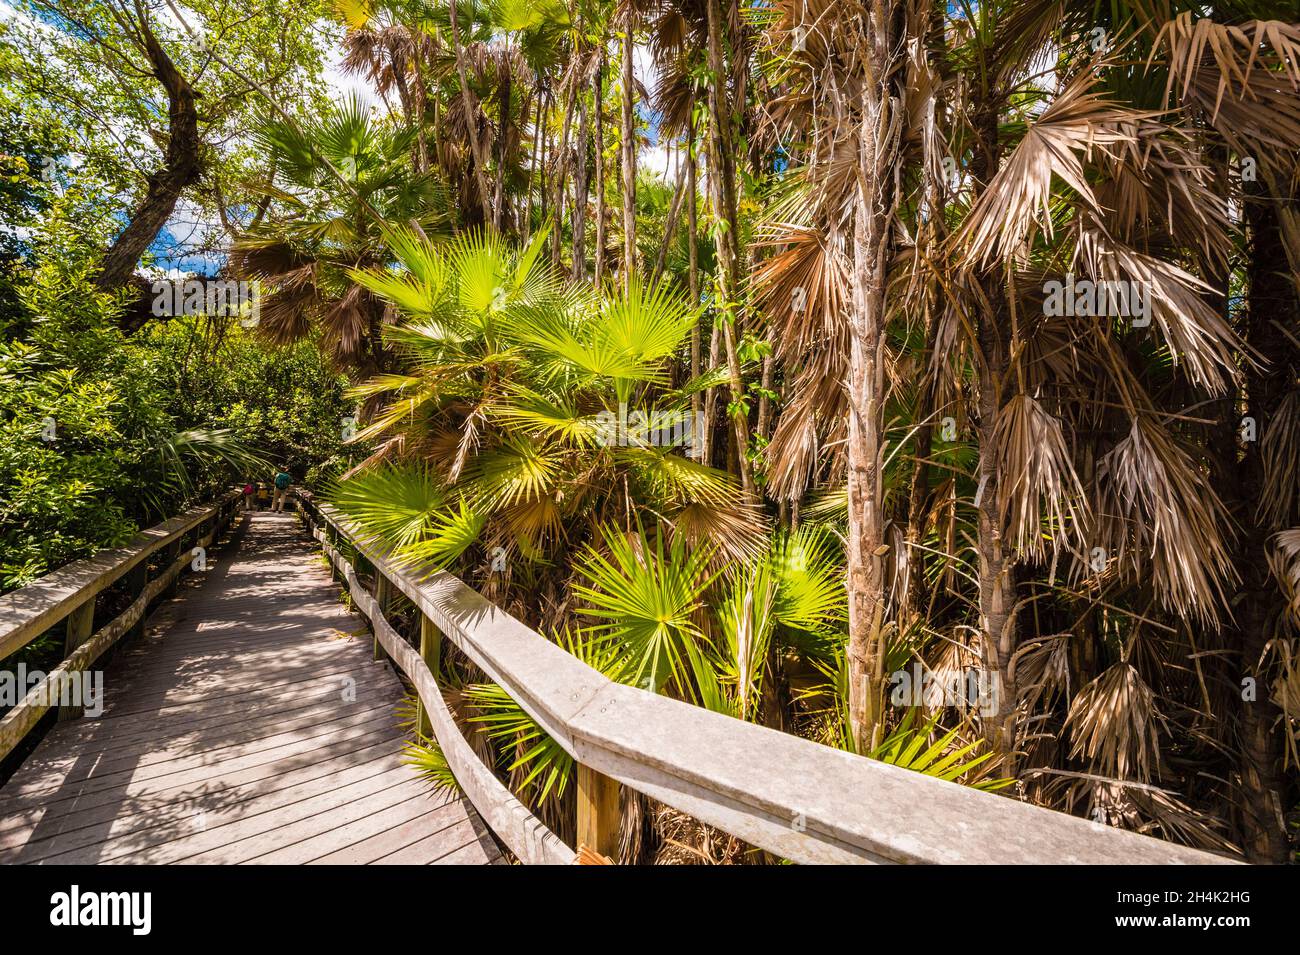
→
(0, 512, 501, 865)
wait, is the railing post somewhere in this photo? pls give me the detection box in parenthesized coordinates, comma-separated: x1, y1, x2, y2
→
(58, 598, 96, 721)
(372, 573, 392, 661)
(162, 538, 183, 598)
(415, 613, 442, 738)
(576, 763, 621, 862)
(124, 561, 149, 642)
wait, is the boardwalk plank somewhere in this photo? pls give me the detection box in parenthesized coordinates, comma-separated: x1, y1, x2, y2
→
(0, 512, 499, 866)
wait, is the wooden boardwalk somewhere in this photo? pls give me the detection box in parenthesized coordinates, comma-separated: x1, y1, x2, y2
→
(0, 511, 502, 865)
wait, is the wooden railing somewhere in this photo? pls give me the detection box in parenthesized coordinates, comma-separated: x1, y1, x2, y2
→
(0, 490, 242, 762)
(295, 491, 1234, 866)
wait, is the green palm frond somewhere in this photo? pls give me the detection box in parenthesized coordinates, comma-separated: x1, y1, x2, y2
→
(597, 277, 696, 369)
(869, 711, 1012, 793)
(464, 626, 624, 807)
(770, 525, 848, 637)
(574, 524, 719, 697)
(466, 681, 574, 803)
(618, 445, 742, 507)
(466, 438, 559, 509)
(402, 736, 462, 795)
(399, 497, 489, 569)
(663, 366, 732, 407)
(491, 387, 599, 446)
(326, 464, 446, 548)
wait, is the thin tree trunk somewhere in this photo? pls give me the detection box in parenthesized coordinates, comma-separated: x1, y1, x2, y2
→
(571, 90, 590, 282)
(967, 99, 1019, 770)
(1228, 195, 1295, 863)
(649, 147, 688, 286)
(411, 45, 430, 174)
(593, 54, 608, 283)
(702, 323, 722, 466)
(687, 106, 702, 456)
(756, 354, 774, 441)
(703, 0, 754, 498)
(449, 0, 494, 225)
(524, 91, 542, 242)
(844, 1, 906, 754)
(493, 63, 512, 231)
(620, 12, 637, 285)
(551, 73, 578, 270)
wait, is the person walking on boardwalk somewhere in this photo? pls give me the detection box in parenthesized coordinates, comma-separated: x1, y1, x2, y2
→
(271, 468, 293, 512)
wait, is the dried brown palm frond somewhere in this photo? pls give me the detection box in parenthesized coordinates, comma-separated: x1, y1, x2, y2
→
(1038, 771, 1239, 854)
(338, 435, 405, 482)
(1066, 661, 1165, 783)
(956, 72, 1157, 268)
(341, 21, 440, 110)
(229, 233, 311, 282)
(450, 402, 486, 482)
(651, 803, 764, 865)
(1093, 416, 1238, 624)
(991, 394, 1088, 560)
(319, 283, 378, 363)
(1090, 125, 1232, 278)
(668, 500, 768, 565)
(256, 281, 319, 347)
(1155, 13, 1300, 124)
(764, 355, 847, 503)
(1154, 13, 1300, 276)
(495, 495, 565, 557)
(647, 0, 708, 140)
(1258, 391, 1300, 531)
(1074, 222, 1244, 395)
(1267, 529, 1300, 628)
(229, 236, 333, 349)
(751, 223, 850, 359)
(1267, 636, 1300, 769)
(1010, 632, 1072, 718)
(923, 632, 986, 715)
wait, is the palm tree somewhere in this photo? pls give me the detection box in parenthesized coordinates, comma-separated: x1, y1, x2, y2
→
(329, 227, 763, 609)
(230, 96, 451, 375)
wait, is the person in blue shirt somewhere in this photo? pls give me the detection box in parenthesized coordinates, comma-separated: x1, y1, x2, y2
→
(271, 468, 293, 512)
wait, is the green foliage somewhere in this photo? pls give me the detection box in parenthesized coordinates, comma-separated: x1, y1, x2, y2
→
(0, 217, 351, 591)
(869, 712, 1013, 793)
(402, 737, 462, 795)
(574, 524, 719, 697)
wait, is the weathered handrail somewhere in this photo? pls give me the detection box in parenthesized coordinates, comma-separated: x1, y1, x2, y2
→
(0, 490, 242, 761)
(296, 491, 1234, 865)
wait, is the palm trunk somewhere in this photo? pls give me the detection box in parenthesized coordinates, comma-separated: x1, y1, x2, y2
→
(703, 0, 754, 498)
(551, 74, 578, 270)
(975, 314, 1018, 767)
(449, 0, 494, 225)
(840, 4, 907, 753)
(959, 95, 1019, 768)
(593, 55, 608, 283)
(493, 65, 512, 231)
(524, 92, 542, 242)
(649, 148, 688, 286)
(687, 106, 702, 456)
(1227, 195, 1295, 863)
(571, 91, 590, 282)
(905, 323, 936, 621)
(620, 14, 637, 285)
